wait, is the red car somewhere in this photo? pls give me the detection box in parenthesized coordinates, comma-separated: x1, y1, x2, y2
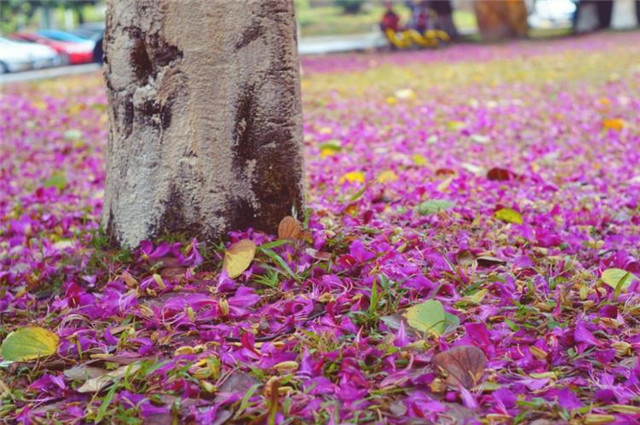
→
(10, 33, 94, 65)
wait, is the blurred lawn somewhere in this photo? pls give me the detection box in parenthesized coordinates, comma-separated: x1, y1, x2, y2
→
(297, 4, 477, 37)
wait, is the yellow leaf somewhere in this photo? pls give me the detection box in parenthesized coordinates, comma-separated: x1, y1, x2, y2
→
(321, 148, 336, 158)
(529, 346, 548, 360)
(462, 289, 488, 305)
(377, 170, 398, 183)
(273, 361, 299, 373)
(413, 153, 428, 166)
(447, 121, 465, 131)
(340, 171, 365, 184)
(584, 414, 615, 424)
(436, 176, 454, 192)
(1, 327, 59, 362)
(223, 239, 256, 278)
(495, 208, 523, 225)
(610, 405, 640, 414)
(174, 346, 196, 356)
(602, 118, 624, 131)
(598, 97, 611, 107)
(385, 97, 397, 105)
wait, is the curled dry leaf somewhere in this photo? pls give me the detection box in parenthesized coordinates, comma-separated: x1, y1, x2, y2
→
(433, 345, 487, 389)
(160, 267, 187, 280)
(456, 249, 476, 266)
(223, 239, 256, 278)
(476, 255, 506, 266)
(64, 365, 109, 381)
(76, 363, 142, 393)
(437, 403, 478, 425)
(214, 371, 259, 404)
(278, 216, 302, 240)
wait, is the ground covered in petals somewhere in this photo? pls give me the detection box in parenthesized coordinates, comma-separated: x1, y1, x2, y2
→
(1, 32, 640, 424)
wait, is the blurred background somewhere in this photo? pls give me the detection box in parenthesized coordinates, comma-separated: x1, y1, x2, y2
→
(0, 0, 638, 78)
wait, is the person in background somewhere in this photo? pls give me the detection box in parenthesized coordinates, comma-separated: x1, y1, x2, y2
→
(405, 1, 419, 29)
(380, 2, 401, 33)
(93, 36, 103, 65)
(413, 1, 430, 33)
(430, 0, 458, 39)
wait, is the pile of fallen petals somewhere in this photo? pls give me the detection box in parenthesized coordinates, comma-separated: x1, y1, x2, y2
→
(1, 32, 639, 424)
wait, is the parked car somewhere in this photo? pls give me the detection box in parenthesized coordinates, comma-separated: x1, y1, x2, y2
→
(528, 0, 576, 28)
(0, 38, 32, 73)
(0, 37, 61, 70)
(70, 23, 105, 64)
(10, 32, 93, 65)
(37, 29, 96, 47)
(70, 22, 105, 42)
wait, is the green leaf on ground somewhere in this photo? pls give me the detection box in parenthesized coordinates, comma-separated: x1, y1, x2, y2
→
(404, 299, 457, 336)
(601, 268, 638, 294)
(44, 171, 68, 191)
(416, 200, 454, 215)
(495, 208, 523, 224)
(63, 129, 82, 140)
(1, 327, 59, 362)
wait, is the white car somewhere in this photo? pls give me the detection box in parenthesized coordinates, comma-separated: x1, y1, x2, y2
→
(528, 0, 576, 28)
(0, 37, 61, 73)
(0, 37, 32, 73)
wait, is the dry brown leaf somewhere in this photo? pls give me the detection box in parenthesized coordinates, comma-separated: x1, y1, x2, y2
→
(433, 345, 487, 389)
(487, 167, 513, 181)
(76, 363, 142, 393)
(278, 216, 302, 240)
(63, 365, 108, 381)
(160, 267, 187, 280)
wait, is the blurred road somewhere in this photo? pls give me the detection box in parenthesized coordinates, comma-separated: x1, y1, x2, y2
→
(1, 34, 386, 84)
(0, 63, 101, 84)
(299, 32, 387, 55)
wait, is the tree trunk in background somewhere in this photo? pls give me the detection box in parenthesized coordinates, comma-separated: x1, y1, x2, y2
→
(103, 0, 304, 248)
(76, 7, 85, 25)
(474, 0, 528, 41)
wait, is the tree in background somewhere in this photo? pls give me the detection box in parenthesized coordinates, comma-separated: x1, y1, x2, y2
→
(334, 0, 365, 14)
(474, 0, 528, 41)
(0, 0, 99, 33)
(103, 0, 304, 248)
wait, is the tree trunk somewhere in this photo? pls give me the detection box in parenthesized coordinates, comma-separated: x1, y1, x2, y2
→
(75, 7, 85, 25)
(474, 0, 528, 41)
(102, 0, 304, 248)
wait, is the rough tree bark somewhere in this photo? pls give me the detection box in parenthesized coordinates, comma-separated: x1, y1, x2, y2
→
(102, 0, 304, 248)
